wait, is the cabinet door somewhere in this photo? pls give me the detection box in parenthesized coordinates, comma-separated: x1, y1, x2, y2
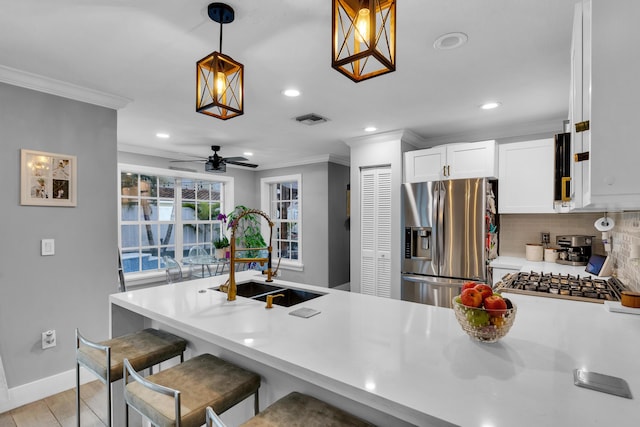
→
(498, 139, 555, 213)
(570, 0, 640, 210)
(360, 167, 392, 298)
(447, 140, 497, 179)
(404, 147, 445, 182)
(569, 0, 591, 208)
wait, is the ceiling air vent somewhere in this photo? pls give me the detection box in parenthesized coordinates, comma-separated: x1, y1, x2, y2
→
(295, 113, 329, 126)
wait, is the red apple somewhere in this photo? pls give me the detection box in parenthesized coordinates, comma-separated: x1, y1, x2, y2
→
(484, 295, 508, 317)
(474, 284, 493, 301)
(460, 288, 483, 308)
(461, 281, 477, 292)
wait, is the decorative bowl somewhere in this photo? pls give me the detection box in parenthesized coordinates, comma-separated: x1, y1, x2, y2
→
(452, 298, 517, 343)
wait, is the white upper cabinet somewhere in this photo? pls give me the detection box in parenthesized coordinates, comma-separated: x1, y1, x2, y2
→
(498, 139, 555, 214)
(404, 140, 497, 183)
(404, 145, 446, 182)
(569, 0, 640, 210)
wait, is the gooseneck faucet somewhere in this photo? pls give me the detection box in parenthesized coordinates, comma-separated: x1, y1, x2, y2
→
(220, 209, 274, 301)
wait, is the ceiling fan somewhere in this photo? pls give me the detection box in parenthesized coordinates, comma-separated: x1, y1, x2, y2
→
(171, 145, 258, 173)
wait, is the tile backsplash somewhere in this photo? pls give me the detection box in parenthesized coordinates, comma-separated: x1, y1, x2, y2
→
(611, 212, 640, 292)
(499, 213, 605, 255)
(499, 212, 640, 292)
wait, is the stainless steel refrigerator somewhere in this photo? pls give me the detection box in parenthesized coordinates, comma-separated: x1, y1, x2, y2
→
(401, 178, 497, 307)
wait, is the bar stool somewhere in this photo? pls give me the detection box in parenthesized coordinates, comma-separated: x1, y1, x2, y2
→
(76, 328, 188, 427)
(123, 353, 261, 427)
(206, 391, 375, 427)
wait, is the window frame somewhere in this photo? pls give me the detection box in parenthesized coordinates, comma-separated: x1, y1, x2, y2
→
(118, 163, 234, 285)
(260, 174, 303, 271)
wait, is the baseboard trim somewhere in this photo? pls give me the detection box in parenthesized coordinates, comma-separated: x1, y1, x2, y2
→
(0, 367, 95, 413)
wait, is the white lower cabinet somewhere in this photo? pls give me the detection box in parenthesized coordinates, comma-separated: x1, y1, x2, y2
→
(498, 139, 555, 214)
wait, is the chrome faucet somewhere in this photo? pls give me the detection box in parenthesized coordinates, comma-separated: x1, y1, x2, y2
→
(220, 209, 274, 301)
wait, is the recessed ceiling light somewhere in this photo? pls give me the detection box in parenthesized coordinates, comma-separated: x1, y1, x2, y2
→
(243, 152, 253, 156)
(364, 126, 377, 132)
(282, 89, 301, 97)
(480, 102, 502, 110)
(433, 32, 468, 50)
(156, 132, 170, 139)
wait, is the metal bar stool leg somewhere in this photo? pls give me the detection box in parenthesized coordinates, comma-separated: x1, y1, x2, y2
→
(76, 328, 187, 427)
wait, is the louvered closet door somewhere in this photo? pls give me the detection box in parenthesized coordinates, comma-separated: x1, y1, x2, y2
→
(360, 167, 392, 298)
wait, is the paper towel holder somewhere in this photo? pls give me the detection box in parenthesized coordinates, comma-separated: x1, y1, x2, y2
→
(594, 212, 615, 232)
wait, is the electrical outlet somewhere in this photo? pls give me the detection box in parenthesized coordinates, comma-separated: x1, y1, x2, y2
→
(42, 330, 56, 349)
(541, 232, 550, 245)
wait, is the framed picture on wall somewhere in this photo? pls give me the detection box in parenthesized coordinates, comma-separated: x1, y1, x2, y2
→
(20, 149, 77, 207)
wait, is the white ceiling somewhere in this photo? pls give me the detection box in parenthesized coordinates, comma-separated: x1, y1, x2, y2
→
(0, 0, 579, 170)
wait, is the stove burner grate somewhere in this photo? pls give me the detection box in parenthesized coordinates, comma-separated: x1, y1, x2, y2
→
(496, 271, 627, 303)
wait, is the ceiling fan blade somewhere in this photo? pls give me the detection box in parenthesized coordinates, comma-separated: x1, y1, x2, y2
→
(225, 160, 259, 168)
(222, 156, 248, 162)
(169, 159, 207, 163)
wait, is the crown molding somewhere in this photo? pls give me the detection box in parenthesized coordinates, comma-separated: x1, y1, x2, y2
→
(0, 65, 131, 110)
(417, 117, 565, 147)
(118, 144, 351, 171)
(343, 129, 425, 148)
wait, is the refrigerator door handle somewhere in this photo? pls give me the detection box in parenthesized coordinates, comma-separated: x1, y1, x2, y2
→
(436, 181, 445, 270)
(432, 184, 440, 269)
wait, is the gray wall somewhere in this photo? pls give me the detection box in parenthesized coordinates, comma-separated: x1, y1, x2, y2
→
(0, 83, 117, 387)
(256, 163, 330, 286)
(327, 163, 350, 287)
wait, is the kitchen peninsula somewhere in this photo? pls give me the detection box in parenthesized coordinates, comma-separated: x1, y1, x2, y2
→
(110, 271, 640, 426)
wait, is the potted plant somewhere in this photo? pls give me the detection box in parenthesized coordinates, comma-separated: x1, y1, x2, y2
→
(213, 236, 229, 259)
(213, 213, 230, 259)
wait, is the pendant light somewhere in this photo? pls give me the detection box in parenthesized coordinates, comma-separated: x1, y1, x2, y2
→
(196, 3, 244, 120)
(332, 0, 396, 82)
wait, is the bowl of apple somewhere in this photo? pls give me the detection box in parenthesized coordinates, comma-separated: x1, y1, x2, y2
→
(452, 282, 517, 343)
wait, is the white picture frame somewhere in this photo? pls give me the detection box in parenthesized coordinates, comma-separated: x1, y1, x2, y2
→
(20, 149, 77, 207)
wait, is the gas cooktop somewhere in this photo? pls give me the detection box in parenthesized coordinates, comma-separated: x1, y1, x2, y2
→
(495, 271, 627, 303)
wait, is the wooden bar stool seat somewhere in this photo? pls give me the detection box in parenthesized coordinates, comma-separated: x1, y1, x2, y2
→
(206, 392, 375, 427)
(124, 353, 261, 427)
(76, 328, 188, 426)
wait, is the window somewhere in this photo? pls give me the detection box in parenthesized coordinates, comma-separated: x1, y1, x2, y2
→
(261, 174, 302, 270)
(119, 164, 233, 277)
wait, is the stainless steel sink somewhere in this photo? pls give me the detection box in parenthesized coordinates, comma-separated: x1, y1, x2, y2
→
(212, 281, 325, 307)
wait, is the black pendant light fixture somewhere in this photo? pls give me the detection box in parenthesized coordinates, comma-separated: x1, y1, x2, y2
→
(332, 0, 396, 82)
(196, 3, 244, 120)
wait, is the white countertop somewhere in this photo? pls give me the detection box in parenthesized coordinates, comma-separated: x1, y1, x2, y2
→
(110, 271, 640, 427)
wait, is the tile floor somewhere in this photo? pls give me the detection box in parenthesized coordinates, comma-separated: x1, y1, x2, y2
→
(0, 381, 107, 427)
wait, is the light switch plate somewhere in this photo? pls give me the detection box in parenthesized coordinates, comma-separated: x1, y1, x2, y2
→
(41, 239, 55, 256)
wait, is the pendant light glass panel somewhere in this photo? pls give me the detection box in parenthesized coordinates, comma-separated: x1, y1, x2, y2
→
(332, 0, 396, 82)
(197, 52, 244, 120)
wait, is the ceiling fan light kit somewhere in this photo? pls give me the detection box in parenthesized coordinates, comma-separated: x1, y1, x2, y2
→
(332, 0, 396, 82)
(196, 3, 244, 120)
